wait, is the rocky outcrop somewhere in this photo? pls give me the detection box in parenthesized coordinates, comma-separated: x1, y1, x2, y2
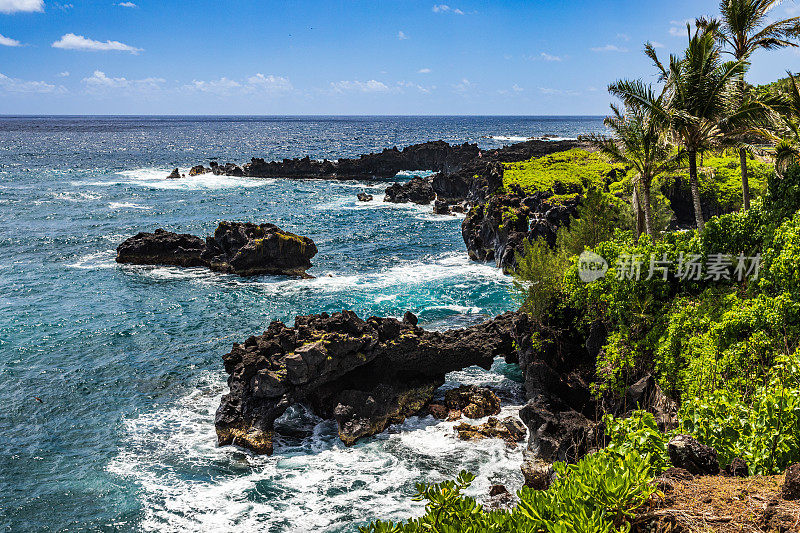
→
(116, 228, 207, 267)
(462, 190, 579, 271)
(206, 140, 481, 181)
(167, 168, 182, 179)
(668, 434, 720, 476)
(189, 165, 209, 176)
(782, 464, 800, 500)
(116, 222, 317, 277)
(384, 177, 436, 205)
(357, 193, 373, 202)
(214, 310, 521, 454)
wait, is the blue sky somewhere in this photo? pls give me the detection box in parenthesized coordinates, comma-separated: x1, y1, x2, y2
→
(1, 0, 799, 115)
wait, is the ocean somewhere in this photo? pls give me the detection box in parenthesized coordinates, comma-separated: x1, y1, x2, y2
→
(0, 116, 606, 532)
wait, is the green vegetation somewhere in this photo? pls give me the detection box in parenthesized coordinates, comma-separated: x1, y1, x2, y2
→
(502, 149, 624, 197)
(360, 450, 656, 533)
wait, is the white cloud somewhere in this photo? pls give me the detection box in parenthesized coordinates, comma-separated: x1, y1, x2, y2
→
(398, 81, 432, 93)
(0, 33, 21, 47)
(330, 79, 390, 93)
(185, 77, 241, 95)
(0, 0, 43, 14)
(452, 78, 472, 92)
(0, 72, 65, 94)
(650, 41, 665, 48)
(117, 1, 137, 6)
(398, 30, 408, 40)
(58, 71, 69, 77)
(244, 73, 293, 93)
(591, 44, 628, 53)
(539, 87, 580, 96)
(669, 19, 693, 37)
(512, 84, 523, 92)
(418, 68, 432, 74)
(82, 70, 165, 94)
(540, 52, 562, 62)
(52, 33, 143, 54)
(617, 33, 630, 41)
(432, 4, 464, 15)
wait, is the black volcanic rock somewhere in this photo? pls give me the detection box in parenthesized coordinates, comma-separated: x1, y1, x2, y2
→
(384, 177, 436, 204)
(116, 222, 317, 277)
(667, 434, 720, 476)
(167, 168, 182, 179)
(214, 310, 521, 454)
(116, 228, 206, 267)
(201, 222, 317, 277)
(357, 192, 373, 202)
(189, 165, 209, 176)
(231, 140, 480, 180)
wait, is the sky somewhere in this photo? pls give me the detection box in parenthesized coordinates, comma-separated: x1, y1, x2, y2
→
(1, 0, 799, 115)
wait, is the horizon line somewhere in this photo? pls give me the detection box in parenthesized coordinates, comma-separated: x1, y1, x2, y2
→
(0, 114, 608, 119)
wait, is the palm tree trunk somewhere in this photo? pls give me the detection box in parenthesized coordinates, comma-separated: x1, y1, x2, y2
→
(642, 177, 654, 238)
(738, 74, 750, 211)
(740, 147, 750, 210)
(632, 183, 644, 241)
(689, 150, 705, 232)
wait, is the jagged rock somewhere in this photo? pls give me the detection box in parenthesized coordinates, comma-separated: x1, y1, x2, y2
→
(231, 141, 479, 180)
(189, 165, 209, 176)
(201, 222, 317, 277)
(384, 177, 436, 205)
(434, 200, 452, 215)
(357, 192, 373, 202)
(215, 311, 520, 453)
(486, 484, 513, 510)
(454, 416, 526, 444)
(402, 311, 418, 326)
(116, 222, 317, 277)
(620, 374, 678, 430)
(426, 402, 449, 420)
(210, 161, 244, 176)
(115, 228, 206, 267)
(521, 450, 555, 490)
(725, 457, 749, 478)
(668, 435, 720, 476)
(167, 168, 182, 179)
(782, 463, 800, 500)
(444, 385, 501, 419)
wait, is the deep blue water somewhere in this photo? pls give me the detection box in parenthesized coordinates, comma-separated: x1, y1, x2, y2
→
(0, 116, 605, 532)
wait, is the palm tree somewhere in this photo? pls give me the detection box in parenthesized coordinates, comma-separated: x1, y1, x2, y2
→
(698, 0, 800, 209)
(610, 26, 749, 232)
(773, 73, 800, 174)
(590, 102, 683, 239)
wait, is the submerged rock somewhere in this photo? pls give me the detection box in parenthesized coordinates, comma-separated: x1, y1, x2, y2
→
(454, 416, 526, 444)
(384, 177, 436, 205)
(116, 222, 317, 277)
(215, 310, 522, 454)
(357, 192, 373, 202)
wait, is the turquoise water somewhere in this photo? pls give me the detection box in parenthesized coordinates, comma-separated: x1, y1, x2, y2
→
(0, 116, 604, 531)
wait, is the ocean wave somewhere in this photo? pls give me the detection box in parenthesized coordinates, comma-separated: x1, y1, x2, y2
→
(75, 168, 274, 191)
(486, 135, 578, 143)
(65, 250, 117, 270)
(108, 368, 524, 532)
(108, 201, 151, 210)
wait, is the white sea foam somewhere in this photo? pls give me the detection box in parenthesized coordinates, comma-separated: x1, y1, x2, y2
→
(487, 135, 533, 142)
(66, 250, 117, 270)
(108, 366, 525, 532)
(76, 168, 274, 191)
(108, 201, 151, 210)
(54, 191, 103, 202)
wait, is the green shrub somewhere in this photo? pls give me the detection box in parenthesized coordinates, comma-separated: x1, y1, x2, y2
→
(760, 210, 800, 298)
(603, 411, 673, 476)
(513, 238, 569, 325)
(360, 451, 656, 533)
(502, 149, 624, 195)
(556, 189, 630, 256)
(680, 354, 800, 475)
